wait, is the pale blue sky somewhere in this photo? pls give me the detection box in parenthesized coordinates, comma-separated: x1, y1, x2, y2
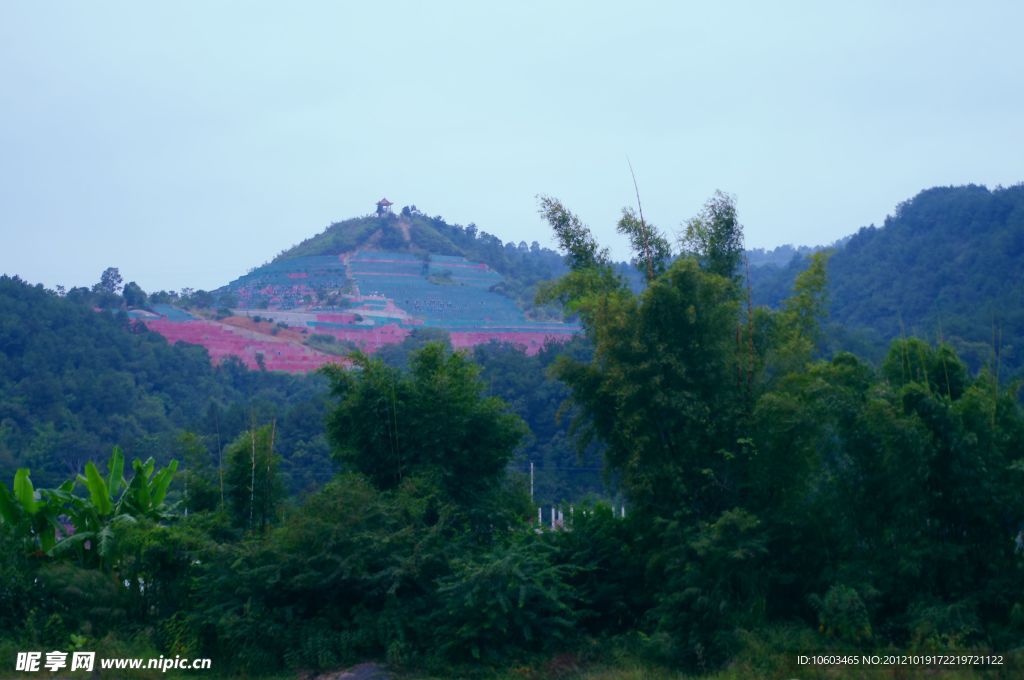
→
(2, 1, 1022, 292)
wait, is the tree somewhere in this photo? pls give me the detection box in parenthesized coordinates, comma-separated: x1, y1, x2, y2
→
(149, 289, 176, 304)
(680, 190, 745, 282)
(324, 343, 526, 506)
(224, 424, 282, 532)
(766, 250, 832, 372)
(94, 267, 124, 296)
(535, 196, 626, 321)
(122, 281, 147, 308)
(189, 289, 215, 309)
(617, 206, 672, 281)
(536, 195, 609, 270)
(379, 221, 406, 249)
(176, 432, 219, 514)
(539, 191, 766, 665)
(553, 257, 744, 517)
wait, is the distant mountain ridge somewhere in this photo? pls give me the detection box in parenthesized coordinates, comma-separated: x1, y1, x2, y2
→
(750, 184, 1024, 376)
(136, 187, 1024, 377)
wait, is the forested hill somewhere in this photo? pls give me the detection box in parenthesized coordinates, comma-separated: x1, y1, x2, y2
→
(750, 184, 1024, 375)
(0, 276, 334, 491)
(0, 276, 603, 504)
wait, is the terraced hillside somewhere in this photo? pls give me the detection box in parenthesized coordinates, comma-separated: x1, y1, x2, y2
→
(138, 211, 580, 371)
(132, 311, 346, 373)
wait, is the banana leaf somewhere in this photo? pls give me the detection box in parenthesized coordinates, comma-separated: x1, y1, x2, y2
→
(84, 462, 113, 516)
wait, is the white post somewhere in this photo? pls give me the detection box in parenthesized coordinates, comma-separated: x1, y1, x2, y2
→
(530, 461, 534, 502)
(551, 506, 556, 530)
(538, 506, 542, 525)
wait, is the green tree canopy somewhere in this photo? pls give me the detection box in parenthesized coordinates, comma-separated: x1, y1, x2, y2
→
(323, 343, 526, 506)
(680, 190, 745, 282)
(94, 266, 124, 295)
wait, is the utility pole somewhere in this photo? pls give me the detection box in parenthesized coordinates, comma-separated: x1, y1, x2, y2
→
(529, 461, 534, 503)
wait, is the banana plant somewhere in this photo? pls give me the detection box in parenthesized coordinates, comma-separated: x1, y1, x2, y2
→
(0, 469, 71, 554)
(68, 447, 178, 520)
(50, 447, 179, 569)
(118, 455, 179, 521)
(50, 448, 132, 568)
(2, 447, 180, 568)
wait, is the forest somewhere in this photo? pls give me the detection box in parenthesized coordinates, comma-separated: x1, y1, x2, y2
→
(750, 184, 1024, 380)
(0, 275, 603, 505)
(2, 189, 1023, 679)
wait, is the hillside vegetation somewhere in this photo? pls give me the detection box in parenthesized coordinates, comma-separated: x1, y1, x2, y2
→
(0, 276, 333, 492)
(750, 184, 1024, 376)
(3, 187, 1024, 677)
(3, 191, 1022, 679)
(0, 276, 604, 505)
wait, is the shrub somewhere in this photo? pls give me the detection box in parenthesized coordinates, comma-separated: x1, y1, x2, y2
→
(812, 585, 872, 642)
(431, 534, 577, 664)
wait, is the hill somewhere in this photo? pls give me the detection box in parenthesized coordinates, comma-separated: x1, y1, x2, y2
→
(130, 206, 583, 369)
(238, 206, 573, 314)
(749, 184, 1024, 377)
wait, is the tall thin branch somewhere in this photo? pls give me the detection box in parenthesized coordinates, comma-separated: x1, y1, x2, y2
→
(249, 413, 256, 530)
(266, 418, 276, 531)
(215, 408, 224, 510)
(627, 157, 654, 281)
(745, 255, 754, 398)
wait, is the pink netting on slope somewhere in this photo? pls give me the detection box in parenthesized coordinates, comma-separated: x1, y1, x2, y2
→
(449, 331, 573, 356)
(144, 319, 344, 372)
(315, 324, 413, 352)
(144, 319, 573, 372)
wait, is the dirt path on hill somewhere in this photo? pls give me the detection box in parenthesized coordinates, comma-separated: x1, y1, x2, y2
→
(220, 316, 306, 343)
(340, 252, 360, 297)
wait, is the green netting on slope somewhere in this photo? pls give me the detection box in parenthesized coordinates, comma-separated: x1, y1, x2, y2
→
(222, 255, 350, 308)
(351, 250, 569, 327)
(149, 304, 196, 321)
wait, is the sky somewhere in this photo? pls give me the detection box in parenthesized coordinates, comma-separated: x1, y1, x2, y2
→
(1, 1, 1022, 293)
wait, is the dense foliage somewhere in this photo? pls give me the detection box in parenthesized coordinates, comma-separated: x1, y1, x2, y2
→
(536, 193, 1024, 668)
(0, 275, 332, 493)
(750, 184, 1024, 378)
(2, 186, 1023, 677)
(324, 344, 525, 506)
(376, 328, 609, 503)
